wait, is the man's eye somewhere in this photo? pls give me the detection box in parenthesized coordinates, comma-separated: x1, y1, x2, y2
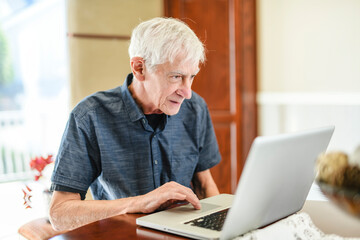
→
(171, 75, 182, 81)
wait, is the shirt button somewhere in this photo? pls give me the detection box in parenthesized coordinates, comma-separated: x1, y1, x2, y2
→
(142, 119, 146, 124)
(154, 160, 158, 165)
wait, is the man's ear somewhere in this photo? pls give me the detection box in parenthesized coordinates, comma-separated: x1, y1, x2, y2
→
(130, 57, 145, 81)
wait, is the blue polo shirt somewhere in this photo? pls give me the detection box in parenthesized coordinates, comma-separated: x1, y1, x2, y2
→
(51, 74, 221, 200)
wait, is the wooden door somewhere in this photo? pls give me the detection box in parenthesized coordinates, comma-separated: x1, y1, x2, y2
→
(164, 0, 257, 193)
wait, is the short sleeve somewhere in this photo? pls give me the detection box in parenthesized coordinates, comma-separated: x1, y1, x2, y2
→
(195, 105, 221, 172)
(50, 183, 87, 200)
(51, 112, 101, 192)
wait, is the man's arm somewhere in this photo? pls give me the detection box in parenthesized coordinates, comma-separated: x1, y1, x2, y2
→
(192, 169, 220, 199)
(49, 181, 200, 231)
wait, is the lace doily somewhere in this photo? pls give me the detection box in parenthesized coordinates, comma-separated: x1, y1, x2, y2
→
(234, 212, 359, 240)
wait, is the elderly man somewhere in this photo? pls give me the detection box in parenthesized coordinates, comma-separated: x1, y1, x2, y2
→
(49, 17, 221, 231)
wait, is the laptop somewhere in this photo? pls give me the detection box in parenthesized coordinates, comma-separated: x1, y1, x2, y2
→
(136, 126, 334, 240)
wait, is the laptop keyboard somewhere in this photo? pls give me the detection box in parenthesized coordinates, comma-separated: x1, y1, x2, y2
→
(184, 208, 229, 231)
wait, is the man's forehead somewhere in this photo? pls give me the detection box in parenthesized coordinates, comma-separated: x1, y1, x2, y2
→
(164, 62, 200, 74)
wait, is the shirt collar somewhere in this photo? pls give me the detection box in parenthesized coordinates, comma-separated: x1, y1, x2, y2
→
(120, 73, 146, 122)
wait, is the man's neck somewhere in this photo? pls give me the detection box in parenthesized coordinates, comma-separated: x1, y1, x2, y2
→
(128, 78, 162, 115)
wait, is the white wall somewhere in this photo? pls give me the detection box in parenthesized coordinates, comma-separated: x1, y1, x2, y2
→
(257, 0, 360, 92)
(257, 0, 360, 153)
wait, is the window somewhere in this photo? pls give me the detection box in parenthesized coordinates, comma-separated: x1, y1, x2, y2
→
(0, 0, 69, 238)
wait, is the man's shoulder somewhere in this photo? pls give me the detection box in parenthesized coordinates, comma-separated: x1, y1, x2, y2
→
(72, 86, 124, 119)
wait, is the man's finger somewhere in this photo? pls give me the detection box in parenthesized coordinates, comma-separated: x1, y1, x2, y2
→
(170, 188, 201, 210)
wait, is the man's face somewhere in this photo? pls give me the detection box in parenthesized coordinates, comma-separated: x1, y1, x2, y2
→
(143, 57, 199, 115)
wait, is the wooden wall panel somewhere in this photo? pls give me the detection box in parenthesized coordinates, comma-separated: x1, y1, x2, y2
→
(211, 124, 233, 194)
(165, 0, 257, 194)
(183, 0, 231, 112)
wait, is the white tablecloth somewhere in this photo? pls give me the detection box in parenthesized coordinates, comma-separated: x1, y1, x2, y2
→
(234, 212, 360, 240)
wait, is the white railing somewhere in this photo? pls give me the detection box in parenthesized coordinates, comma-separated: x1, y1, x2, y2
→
(257, 92, 360, 153)
(0, 111, 33, 182)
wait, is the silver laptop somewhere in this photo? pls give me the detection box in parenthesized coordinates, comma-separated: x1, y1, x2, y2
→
(136, 126, 334, 240)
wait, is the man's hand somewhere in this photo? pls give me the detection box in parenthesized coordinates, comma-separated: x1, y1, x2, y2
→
(132, 181, 201, 213)
(49, 182, 201, 232)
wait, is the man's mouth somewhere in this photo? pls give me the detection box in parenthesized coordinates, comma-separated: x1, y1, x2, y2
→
(169, 100, 181, 105)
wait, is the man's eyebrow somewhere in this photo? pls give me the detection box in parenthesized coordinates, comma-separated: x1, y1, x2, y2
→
(168, 71, 183, 75)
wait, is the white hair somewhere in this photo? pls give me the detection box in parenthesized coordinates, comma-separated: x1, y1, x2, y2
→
(128, 17, 205, 71)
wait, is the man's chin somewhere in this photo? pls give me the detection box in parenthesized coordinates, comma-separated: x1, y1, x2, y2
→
(162, 108, 180, 116)
(166, 111, 180, 116)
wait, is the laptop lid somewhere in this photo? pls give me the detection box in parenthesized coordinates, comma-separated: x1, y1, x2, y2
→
(221, 126, 334, 239)
(136, 126, 334, 240)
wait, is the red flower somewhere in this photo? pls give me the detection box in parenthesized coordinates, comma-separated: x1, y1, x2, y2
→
(22, 155, 54, 209)
(29, 155, 54, 181)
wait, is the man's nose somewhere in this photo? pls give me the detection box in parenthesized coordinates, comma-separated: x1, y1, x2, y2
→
(179, 78, 192, 99)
